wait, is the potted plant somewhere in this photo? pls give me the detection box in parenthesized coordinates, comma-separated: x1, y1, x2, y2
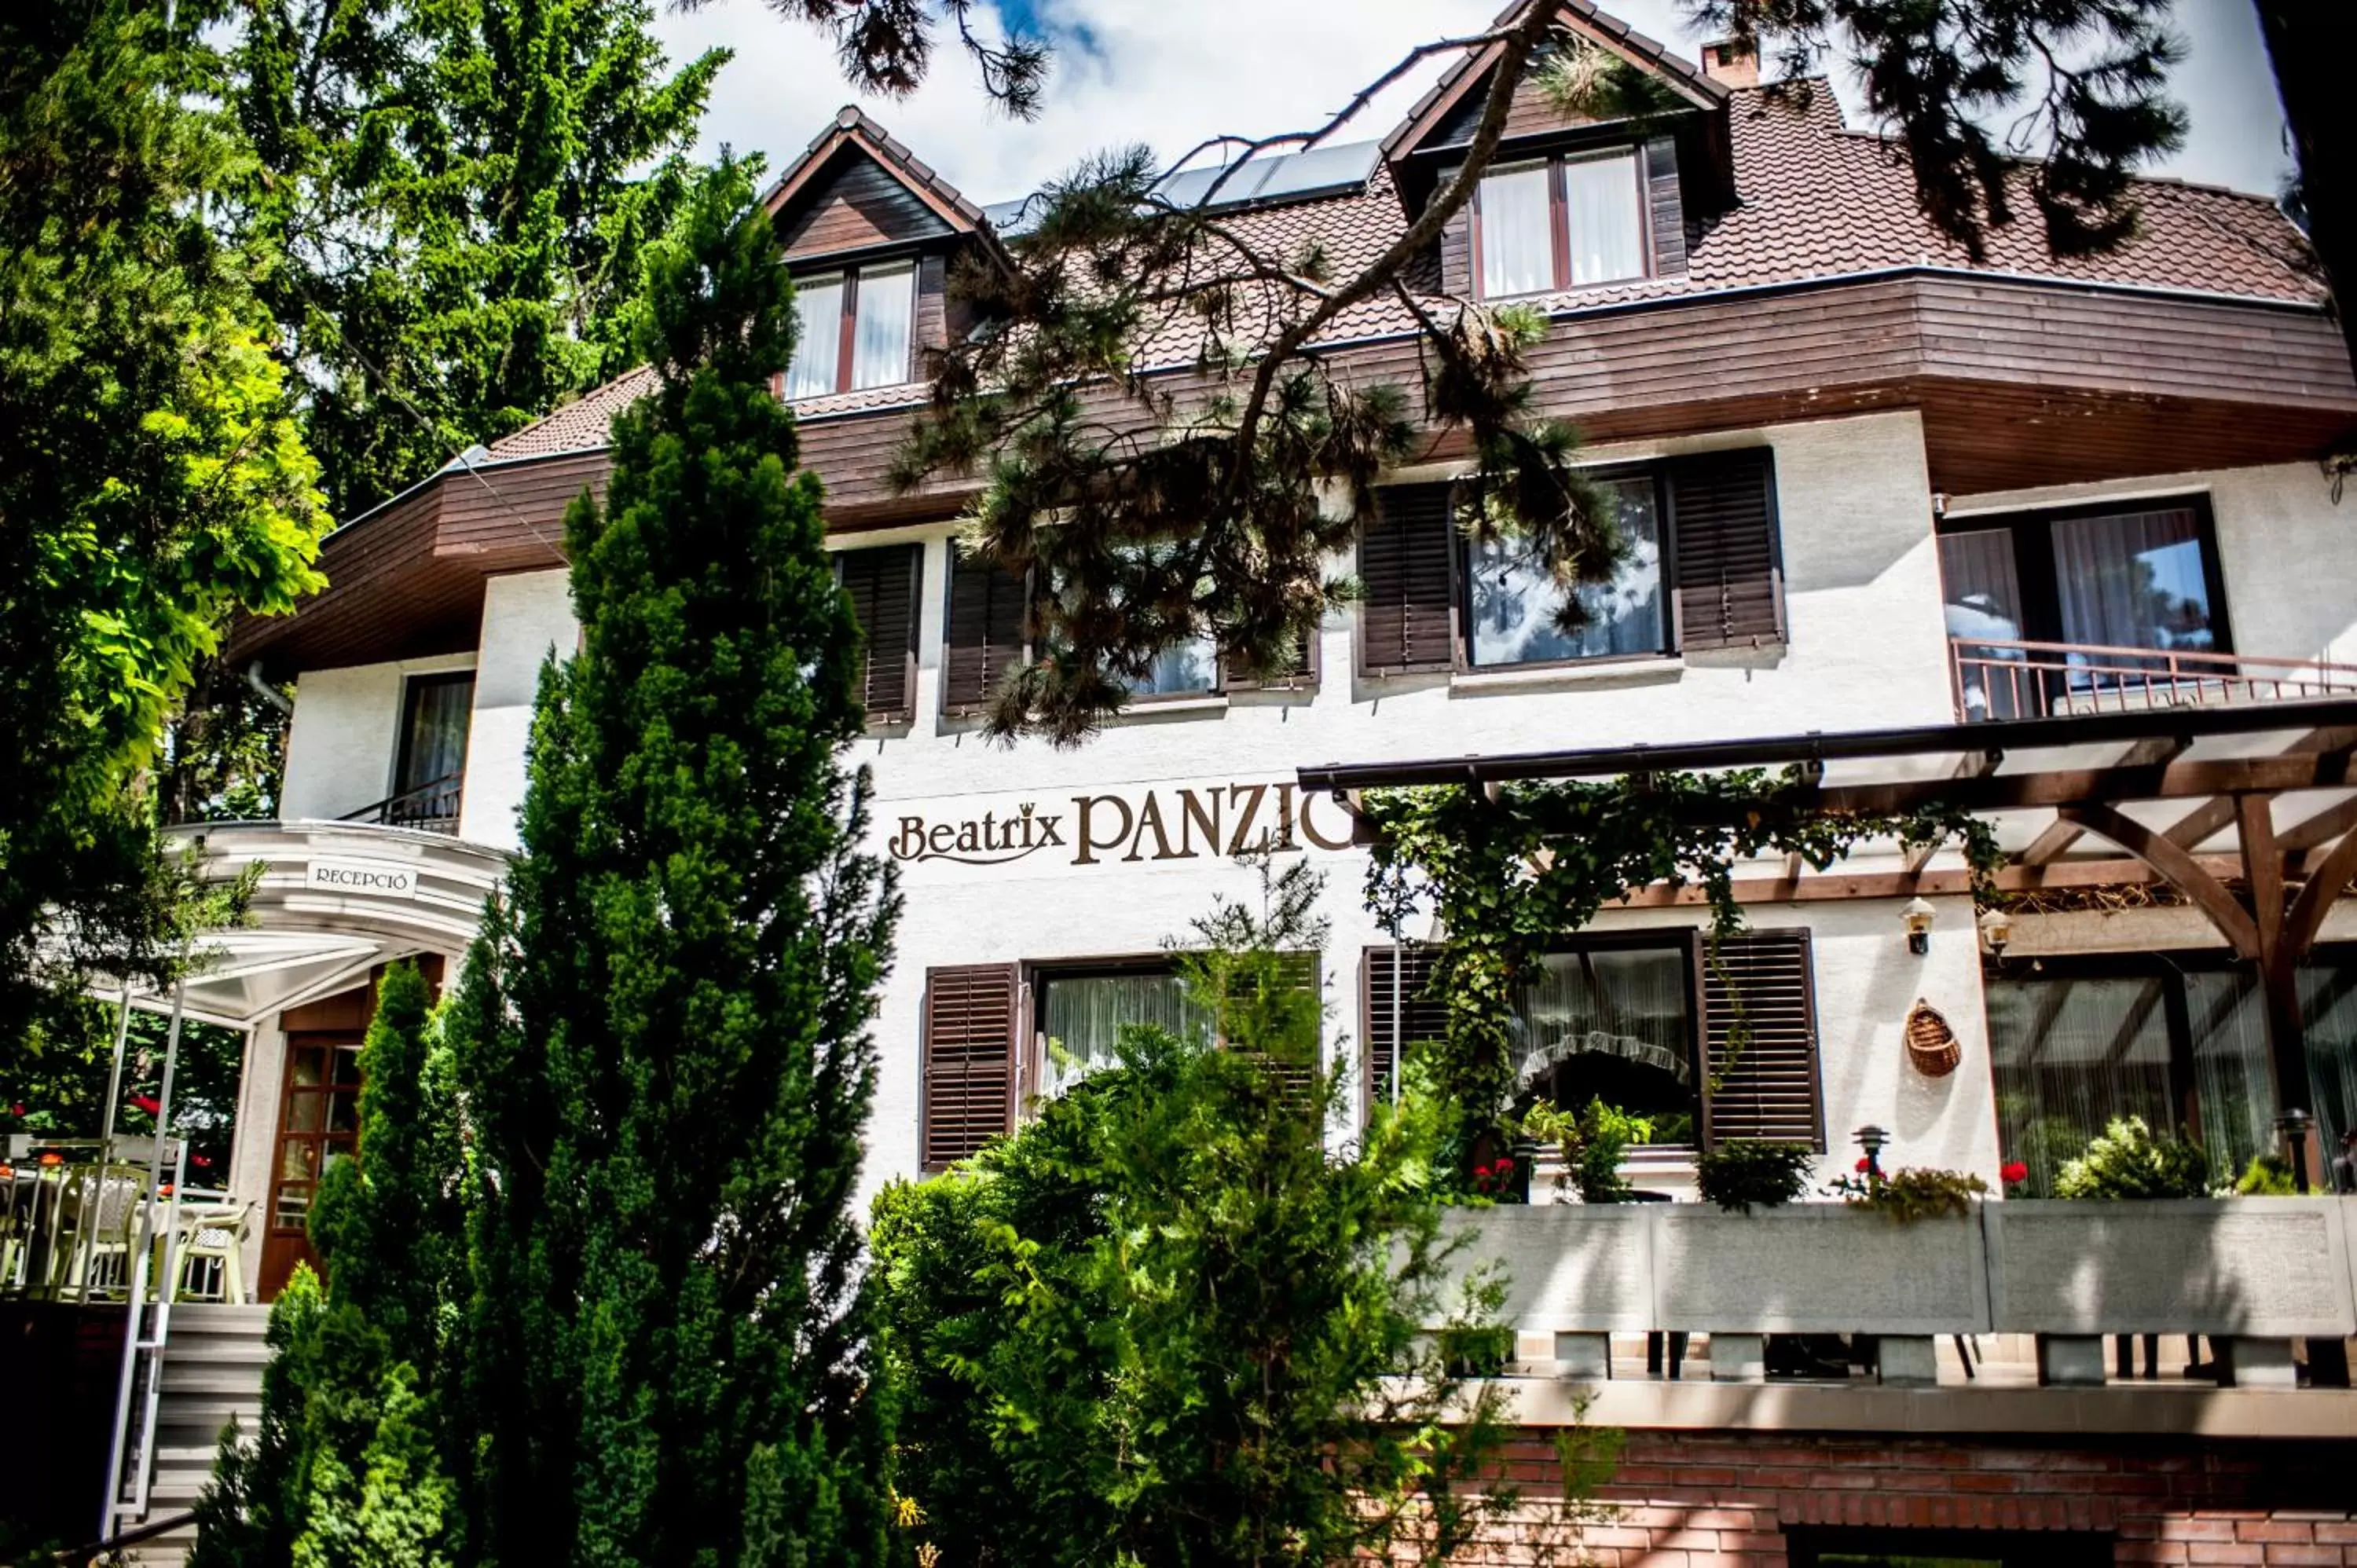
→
(1695, 1141, 1814, 1214)
(2051, 1116, 2212, 1200)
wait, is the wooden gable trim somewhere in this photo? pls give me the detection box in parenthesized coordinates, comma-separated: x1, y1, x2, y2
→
(1380, 0, 1726, 165)
(763, 112, 985, 244)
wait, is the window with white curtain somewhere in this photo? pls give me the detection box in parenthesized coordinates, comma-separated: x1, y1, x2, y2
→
(1985, 949, 2357, 1196)
(849, 261, 915, 389)
(1465, 473, 1666, 667)
(783, 262, 918, 398)
(1563, 150, 1644, 285)
(1474, 148, 1650, 299)
(1511, 940, 1699, 1136)
(1477, 163, 1554, 298)
(785, 274, 844, 401)
(1036, 967, 1212, 1098)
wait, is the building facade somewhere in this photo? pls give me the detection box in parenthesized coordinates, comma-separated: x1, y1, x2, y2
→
(159, 4, 2357, 1559)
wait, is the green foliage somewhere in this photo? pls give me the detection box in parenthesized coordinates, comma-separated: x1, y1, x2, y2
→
(1519, 1097, 1652, 1203)
(2051, 1116, 2212, 1200)
(1831, 1166, 1987, 1222)
(753, 0, 1051, 115)
(1691, 0, 2186, 258)
(0, 0, 328, 1053)
(2234, 1154, 2297, 1197)
(0, 1006, 246, 1174)
(192, 962, 462, 1568)
(872, 859, 1562, 1566)
(1362, 769, 2000, 1167)
(1832, 1166, 1988, 1223)
(1696, 1141, 1816, 1214)
(211, 0, 725, 520)
(445, 159, 898, 1567)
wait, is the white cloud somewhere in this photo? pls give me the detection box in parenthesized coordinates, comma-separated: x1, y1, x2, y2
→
(651, 0, 2289, 209)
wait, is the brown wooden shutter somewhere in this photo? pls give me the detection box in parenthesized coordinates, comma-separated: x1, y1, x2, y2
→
(921, 963, 1018, 1170)
(1254, 951, 1323, 1105)
(1669, 449, 1783, 651)
(1437, 162, 1472, 295)
(838, 544, 921, 720)
(915, 252, 949, 359)
(1698, 929, 1824, 1151)
(1362, 943, 1449, 1112)
(943, 544, 1027, 713)
(1644, 137, 1688, 278)
(1358, 484, 1457, 674)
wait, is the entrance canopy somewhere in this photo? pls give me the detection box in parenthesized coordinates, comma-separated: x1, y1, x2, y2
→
(127, 822, 510, 1028)
(1299, 698, 2357, 1114)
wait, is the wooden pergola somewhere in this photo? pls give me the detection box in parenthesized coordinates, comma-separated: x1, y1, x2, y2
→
(1301, 699, 2357, 1127)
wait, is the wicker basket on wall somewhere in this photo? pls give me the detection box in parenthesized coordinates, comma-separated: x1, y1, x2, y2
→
(1904, 998, 1962, 1078)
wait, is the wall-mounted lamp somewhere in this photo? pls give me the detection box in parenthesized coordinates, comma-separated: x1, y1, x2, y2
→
(1854, 1123, 1890, 1179)
(1901, 896, 1936, 955)
(1978, 907, 2014, 958)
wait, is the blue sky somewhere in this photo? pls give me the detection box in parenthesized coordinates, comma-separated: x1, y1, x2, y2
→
(654, 0, 2293, 210)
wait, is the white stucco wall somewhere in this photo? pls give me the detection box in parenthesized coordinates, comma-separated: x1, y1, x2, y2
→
(269, 412, 2355, 1211)
(228, 1020, 284, 1294)
(845, 408, 1981, 1203)
(458, 569, 578, 848)
(280, 651, 478, 822)
(1948, 460, 2357, 668)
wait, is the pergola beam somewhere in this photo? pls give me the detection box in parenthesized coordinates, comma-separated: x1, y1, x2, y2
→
(2018, 819, 2085, 868)
(1817, 751, 2357, 815)
(2056, 803, 2262, 958)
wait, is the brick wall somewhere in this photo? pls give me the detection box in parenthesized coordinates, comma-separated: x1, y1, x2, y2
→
(1460, 1430, 2357, 1566)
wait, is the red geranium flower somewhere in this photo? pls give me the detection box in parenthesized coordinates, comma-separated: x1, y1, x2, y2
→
(2000, 1161, 2029, 1185)
(1494, 1156, 1515, 1174)
(1854, 1157, 1871, 1173)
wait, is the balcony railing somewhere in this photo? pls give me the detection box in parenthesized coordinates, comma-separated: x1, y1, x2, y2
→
(1450, 1198, 2356, 1392)
(337, 771, 464, 835)
(1951, 636, 2357, 723)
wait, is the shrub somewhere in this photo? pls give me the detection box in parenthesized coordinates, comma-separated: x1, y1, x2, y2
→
(1833, 1167, 1988, 1223)
(2051, 1116, 2212, 1199)
(1696, 1141, 1815, 1214)
(2233, 1154, 2297, 1196)
(1519, 1097, 1652, 1203)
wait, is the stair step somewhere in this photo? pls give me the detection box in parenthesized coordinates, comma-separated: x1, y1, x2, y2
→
(163, 1338, 272, 1365)
(165, 1305, 270, 1335)
(160, 1365, 269, 1395)
(152, 1397, 262, 1431)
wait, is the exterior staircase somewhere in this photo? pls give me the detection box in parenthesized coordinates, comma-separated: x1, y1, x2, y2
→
(116, 1302, 269, 1566)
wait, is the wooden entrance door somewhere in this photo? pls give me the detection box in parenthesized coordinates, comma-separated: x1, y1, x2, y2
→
(258, 1027, 365, 1300)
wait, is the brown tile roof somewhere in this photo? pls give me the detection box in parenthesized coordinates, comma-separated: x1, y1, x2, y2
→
(490, 80, 2319, 464)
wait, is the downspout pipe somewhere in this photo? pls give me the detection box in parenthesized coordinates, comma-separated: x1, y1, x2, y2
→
(243, 660, 291, 716)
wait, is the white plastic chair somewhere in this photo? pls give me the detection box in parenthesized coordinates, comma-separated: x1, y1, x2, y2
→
(168, 1201, 251, 1303)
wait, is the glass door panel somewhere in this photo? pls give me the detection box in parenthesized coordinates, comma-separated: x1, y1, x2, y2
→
(1938, 527, 2029, 718)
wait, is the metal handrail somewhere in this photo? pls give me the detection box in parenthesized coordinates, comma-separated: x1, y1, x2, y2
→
(1950, 636, 2357, 722)
(337, 770, 464, 833)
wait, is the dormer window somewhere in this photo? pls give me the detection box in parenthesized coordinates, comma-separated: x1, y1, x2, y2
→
(1474, 148, 1647, 298)
(786, 259, 918, 398)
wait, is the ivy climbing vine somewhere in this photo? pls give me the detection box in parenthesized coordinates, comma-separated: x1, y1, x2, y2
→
(1359, 767, 2003, 1170)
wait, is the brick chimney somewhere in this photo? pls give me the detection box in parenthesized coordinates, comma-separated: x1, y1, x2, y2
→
(1700, 37, 1759, 89)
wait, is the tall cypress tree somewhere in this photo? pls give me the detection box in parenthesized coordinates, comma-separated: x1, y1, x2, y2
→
(449, 158, 898, 1567)
(192, 961, 462, 1568)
